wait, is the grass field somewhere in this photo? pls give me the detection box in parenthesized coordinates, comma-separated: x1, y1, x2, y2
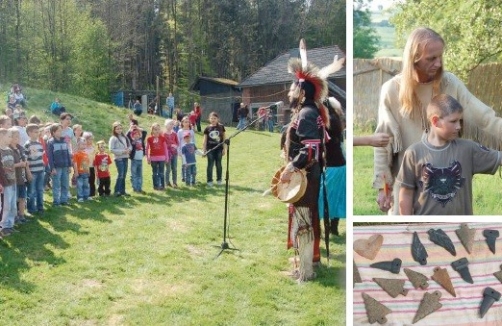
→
(0, 85, 345, 325)
(370, 10, 402, 58)
(353, 129, 502, 215)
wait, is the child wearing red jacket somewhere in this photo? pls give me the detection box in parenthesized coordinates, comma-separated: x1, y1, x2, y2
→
(146, 123, 169, 190)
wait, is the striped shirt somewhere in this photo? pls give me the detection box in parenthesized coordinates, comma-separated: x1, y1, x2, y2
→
(24, 140, 45, 173)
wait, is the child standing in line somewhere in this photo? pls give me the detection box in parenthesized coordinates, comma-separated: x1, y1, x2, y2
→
(397, 94, 502, 215)
(71, 124, 83, 155)
(25, 124, 45, 214)
(146, 123, 169, 190)
(60, 113, 74, 199)
(163, 119, 179, 188)
(177, 116, 195, 183)
(47, 123, 73, 206)
(128, 126, 146, 194)
(10, 128, 31, 224)
(60, 113, 74, 152)
(0, 128, 17, 236)
(42, 123, 52, 191)
(93, 141, 112, 196)
(181, 131, 198, 187)
(202, 112, 226, 187)
(83, 131, 96, 197)
(173, 119, 180, 133)
(73, 138, 91, 202)
(109, 121, 132, 197)
(0, 116, 12, 224)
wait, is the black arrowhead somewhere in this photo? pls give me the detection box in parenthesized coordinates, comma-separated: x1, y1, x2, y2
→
(451, 257, 473, 284)
(370, 258, 402, 274)
(483, 229, 499, 254)
(480, 287, 501, 318)
(411, 231, 428, 265)
(428, 229, 456, 256)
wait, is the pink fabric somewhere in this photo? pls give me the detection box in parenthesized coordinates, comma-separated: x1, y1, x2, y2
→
(353, 223, 502, 325)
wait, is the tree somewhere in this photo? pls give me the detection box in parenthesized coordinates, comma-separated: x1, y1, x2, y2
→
(392, 0, 502, 80)
(353, 6, 380, 58)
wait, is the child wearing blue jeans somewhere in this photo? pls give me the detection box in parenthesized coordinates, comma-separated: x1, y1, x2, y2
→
(10, 127, 31, 223)
(181, 131, 198, 186)
(25, 123, 45, 214)
(73, 138, 91, 202)
(47, 123, 73, 206)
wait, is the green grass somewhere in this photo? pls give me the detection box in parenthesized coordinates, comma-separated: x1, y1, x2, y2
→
(354, 129, 502, 215)
(1, 86, 345, 325)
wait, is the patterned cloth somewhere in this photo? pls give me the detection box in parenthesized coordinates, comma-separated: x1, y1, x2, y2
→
(353, 223, 502, 325)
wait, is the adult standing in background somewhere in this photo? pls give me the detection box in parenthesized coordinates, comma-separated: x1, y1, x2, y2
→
(236, 102, 249, 130)
(133, 99, 143, 116)
(193, 102, 202, 132)
(374, 27, 502, 215)
(166, 93, 175, 118)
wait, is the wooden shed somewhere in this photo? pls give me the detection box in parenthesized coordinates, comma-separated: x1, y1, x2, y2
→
(239, 45, 346, 126)
(190, 76, 242, 125)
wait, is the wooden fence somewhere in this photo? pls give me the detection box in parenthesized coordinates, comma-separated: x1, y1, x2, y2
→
(354, 58, 502, 128)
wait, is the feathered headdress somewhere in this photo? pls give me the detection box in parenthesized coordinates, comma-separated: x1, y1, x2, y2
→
(288, 39, 328, 103)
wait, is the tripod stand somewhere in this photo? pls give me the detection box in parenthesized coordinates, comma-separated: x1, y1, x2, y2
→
(210, 114, 265, 258)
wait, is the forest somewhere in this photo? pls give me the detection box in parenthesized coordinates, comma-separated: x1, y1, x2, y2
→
(0, 0, 346, 106)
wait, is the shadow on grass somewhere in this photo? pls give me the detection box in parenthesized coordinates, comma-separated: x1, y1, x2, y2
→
(0, 215, 69, 293)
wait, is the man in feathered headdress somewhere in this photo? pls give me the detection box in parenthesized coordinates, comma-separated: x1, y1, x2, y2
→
(280, 39, 331, 282)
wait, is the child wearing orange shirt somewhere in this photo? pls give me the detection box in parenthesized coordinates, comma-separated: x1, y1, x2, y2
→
(73, 138, 91, 202)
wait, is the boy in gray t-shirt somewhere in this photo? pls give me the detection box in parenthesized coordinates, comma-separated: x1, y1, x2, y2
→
(397, 94, 502, 215)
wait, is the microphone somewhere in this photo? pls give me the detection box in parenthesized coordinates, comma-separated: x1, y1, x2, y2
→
(268, 101, 283, 110)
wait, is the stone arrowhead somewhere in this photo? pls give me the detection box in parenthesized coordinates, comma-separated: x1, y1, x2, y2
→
(354, 234, 383, 260)
(480, 287, 501, 318)
(493, 264, 502, 284)
(455, 223, 476, 254)
(483, 229, 499, 254)
(373, 278, 408, 298)
(404, 268, 429, 290)
(362, 292, 392, 324)
(354, 260, 362, 286)
(413, 290, 442, 324)
(431, 266, 456, 297)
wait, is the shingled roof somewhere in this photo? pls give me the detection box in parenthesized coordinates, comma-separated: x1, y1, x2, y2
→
(239, 45, 345, 88)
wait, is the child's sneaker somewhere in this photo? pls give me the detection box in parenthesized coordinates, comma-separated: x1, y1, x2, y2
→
(78, 198, 84, 203)
(207, 182, 213, 187)
(217, 180, 223, 186)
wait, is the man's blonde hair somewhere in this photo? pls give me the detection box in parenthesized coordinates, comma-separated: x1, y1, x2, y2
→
(399, 27, 444, 117)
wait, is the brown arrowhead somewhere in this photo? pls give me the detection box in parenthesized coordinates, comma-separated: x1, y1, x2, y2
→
(373, 278, 408, 298)
(431, 267, 456, 297)
(362, 292, 392, 324)
(354, 234, 384, 260)
(455, 223, 476, 254)
(354, 260, 362, 286)
(413, 290, 442, 324)
(493, 264, 502, 284)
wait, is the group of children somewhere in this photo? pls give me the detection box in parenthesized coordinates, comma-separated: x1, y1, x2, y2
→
(0, 110, 226, 236)
(116, 111, 225, 193)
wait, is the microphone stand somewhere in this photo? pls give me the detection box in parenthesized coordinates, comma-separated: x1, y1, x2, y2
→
(208, 114, 265, 258)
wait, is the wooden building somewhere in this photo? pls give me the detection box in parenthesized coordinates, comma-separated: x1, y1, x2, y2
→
(239, 45, 346, 126)
(190, 76, 241, 125)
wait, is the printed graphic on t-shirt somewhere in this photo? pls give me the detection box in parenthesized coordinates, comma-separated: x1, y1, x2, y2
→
(209, 129, 220, 141)
(99, 159, 109, 172)
(133, 139, 143, 151)
(420, 161, 465, 207)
